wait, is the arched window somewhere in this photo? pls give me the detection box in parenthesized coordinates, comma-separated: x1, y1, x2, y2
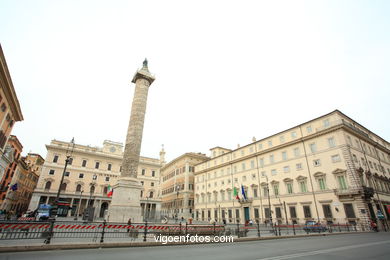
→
(60, 183, 67, 191)
(76, 184, 82, 192)
(44, 181, 51, 190)
(149, 191, 154, 198)
(103, 186, 108, 194)
(90, 185, 95, 194)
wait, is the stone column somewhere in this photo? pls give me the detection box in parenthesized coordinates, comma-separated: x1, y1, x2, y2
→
(108, 60, 155, 223)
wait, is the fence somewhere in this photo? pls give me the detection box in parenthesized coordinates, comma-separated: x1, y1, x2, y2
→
(0, 220, 364, 245)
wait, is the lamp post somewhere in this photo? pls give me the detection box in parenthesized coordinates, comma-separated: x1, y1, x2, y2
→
(175, 184, 180, 222)
(51, 138, 75, 218)
(264, 174, 273, 227)
(85, 174, 97, 221)
(74, 190, 83, 221)
(144, 195, 149, 221)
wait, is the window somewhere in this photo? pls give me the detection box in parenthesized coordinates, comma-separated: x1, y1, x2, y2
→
(286, 183, 293, 194)
(280, 136, 285, 143)
(337, 175, 347, 190)
(264, 208, 271, 219)
(299, 181, 307, 192)
(79, 173, 84, 179)
(151, 182, 154, 186)
(296, 163, 303, 170)
(53, 155, 59, 163)
(95, 162, 100, 169)
(332, 154, 341, 163)
(282, 151, 287, 161)
(294, 148, 300, 157)
(242, 176, 246, 181)
(60, 183, 67, 191)
(328, 137, 336, 148)
(258, 143, 263, 150)
(268, 140, 273, 147)
(313, 159, 321, 166)
(276, 207, 282, 218)
(271, 169, 277, 175)
(90, 185, 95, 194)
(250, 160, 255, 169)
(344, 203, 356, 218)
(309, 143, 317, 153)
(318, 178, 326, 190)
(142, 169, 146, 175)
(82, 160, 87, 167)
(263, 186, 268, 197)
(152, 170, 155, 177)
(323, 204, 333, 218)
(68, 157, 73, 165)
(269, 155, 274, 163)
(306, 126, 312, 133)
(76, 184, 82, 192)
(273, 184, 279, 196)
(49, 169, 55, 175)
(290, 131, 296, 138)
(241, 163, 246, 171)
(141, 181, 144, 186)
(289, 206, 297, 218)
(107, 164, 112, 171)
(64, 171, 70, 177)
(253, 188, 258, 198)
(92, 174, 97, 180)
(323, 119, 330, 127)
(103, 186, 108, 194)
(283, 166, 290, 173)
(149, 191, 154, 198)
(259, 158, 264, 167)
(105, 176, 110, 181)
(303, 205, 312, 218)
(44, 181, 51, 190)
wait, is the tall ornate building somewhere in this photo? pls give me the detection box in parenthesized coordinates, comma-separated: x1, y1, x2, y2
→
(194, 110, 390, 228)
(0, 44, 23, 181)
(161, 153, 208, 220)
(29, 139, 163, 221)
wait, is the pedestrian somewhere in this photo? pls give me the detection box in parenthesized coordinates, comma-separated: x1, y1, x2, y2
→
(127, 218, 132, 233)
(249, 219, 253, 226)
(370, 220, 378, 232)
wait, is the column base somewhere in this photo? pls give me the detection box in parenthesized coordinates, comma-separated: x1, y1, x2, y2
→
(107, 177, 143, 223)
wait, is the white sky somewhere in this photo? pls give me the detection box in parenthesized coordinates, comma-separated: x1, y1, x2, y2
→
(1, 0, 389, 162)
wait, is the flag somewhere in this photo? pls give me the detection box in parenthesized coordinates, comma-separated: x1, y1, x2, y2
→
(10, 183, 18, 191)
(233, 187, 239, 200)
(107, 185, 113, 197)
(241, 185, 247, 200)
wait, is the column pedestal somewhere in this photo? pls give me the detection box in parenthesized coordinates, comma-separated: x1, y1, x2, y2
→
(108, 177, 142, 223)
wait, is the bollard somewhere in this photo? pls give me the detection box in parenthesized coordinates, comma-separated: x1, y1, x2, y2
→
(347, 223, 350, 232)
(100, 220, 106, 243)
(338, 222, 341, 232)
(185, 222, 188, 236)
(144, 221, 148, 242)
(179, 222, 182, 235)
(292, 222, 296, 236)
(213, 222, 216, 236)
(257, 222, 261, 237)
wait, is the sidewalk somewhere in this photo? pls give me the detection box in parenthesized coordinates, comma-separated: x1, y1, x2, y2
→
(0, 231, 370, 253)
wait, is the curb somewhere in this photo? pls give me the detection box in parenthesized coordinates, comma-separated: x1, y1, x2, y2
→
(0, 231, 370, 253)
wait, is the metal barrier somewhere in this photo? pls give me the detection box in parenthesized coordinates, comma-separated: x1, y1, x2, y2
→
(0, 220, 362, 245)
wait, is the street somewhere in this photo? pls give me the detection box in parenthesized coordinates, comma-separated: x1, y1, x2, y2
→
(0, 232, 389, 260)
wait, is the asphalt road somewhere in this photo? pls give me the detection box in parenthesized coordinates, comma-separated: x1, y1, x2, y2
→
(0, 232, 389, 260)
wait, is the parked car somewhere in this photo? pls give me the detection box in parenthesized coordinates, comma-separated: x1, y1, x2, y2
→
(303, 221, 327, 233)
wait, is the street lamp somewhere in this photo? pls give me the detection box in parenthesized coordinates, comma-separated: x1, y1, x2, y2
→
(175, 184, 180, 221)
(264, 174, 273, 227)
(74, 190, 83, 221)
(51, 138, 75, 218)
(144, 195, 149, 221)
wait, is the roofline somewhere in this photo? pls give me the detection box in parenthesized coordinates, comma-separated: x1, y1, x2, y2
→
(160, 152, 209, 171)
(0, 44, 23, 121)
(198, 109, 389, 164)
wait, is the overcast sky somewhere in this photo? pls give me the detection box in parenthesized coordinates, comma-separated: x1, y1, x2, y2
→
(1, 0, 389, 162)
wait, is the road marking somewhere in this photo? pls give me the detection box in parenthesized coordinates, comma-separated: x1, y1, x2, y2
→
(257, 240, 390, 260)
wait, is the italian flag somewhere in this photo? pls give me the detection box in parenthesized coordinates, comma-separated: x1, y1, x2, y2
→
(233, 187, 240, 200)
(107, 185, 113, 197)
